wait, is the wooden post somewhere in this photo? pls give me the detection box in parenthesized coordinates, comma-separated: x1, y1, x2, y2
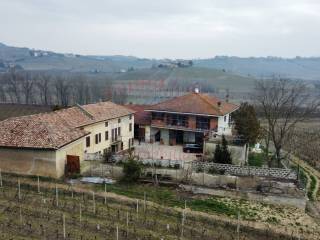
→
(144, 192, 146, 213)
(136, 199, 139, 218)
(93, 191, 96, 214)
(19, 204, 22, 224)
(184, 200, 187, 210)
(116, 225, 119, 240)
(79, 203, 82, 223)
(18, 179, 21, 200)
(37, 176, 40, 193)
(0, 169, 3, 188)
(63, 214, 66, 239)
(181, 210, 185, 238)
(237, 211, 240, 240)
(104, 183, 107, 204)
(55, 184, 59, 207)
(126, 212, 129, 232)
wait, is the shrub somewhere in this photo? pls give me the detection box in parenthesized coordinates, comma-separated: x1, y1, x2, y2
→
(214, 135, 232, 164)
(248, 153, 264, 167)
(122, 159, 143, 183)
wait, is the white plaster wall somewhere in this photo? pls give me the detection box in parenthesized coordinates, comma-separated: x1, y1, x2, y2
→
(160, 129, 170, 145)
(217, 114, 232, 135)
(55, 138, 85, 178)
(83, 114, 134, 154)
(145, 126, 151, 142)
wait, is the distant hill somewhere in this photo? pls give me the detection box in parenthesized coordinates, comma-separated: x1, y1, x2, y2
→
(1, 42, 320, 80)
(194, 56, 320, 80)
(112, 67, 256, 93)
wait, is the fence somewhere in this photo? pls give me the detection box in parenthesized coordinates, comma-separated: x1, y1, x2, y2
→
(192, 161, 297, 180)
(137, 159, 187, 168)
(84, 153, 103, 161)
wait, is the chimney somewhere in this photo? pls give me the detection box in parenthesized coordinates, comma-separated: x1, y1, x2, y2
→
(225, 94, 229, 103)
(217, 101, 222, 109)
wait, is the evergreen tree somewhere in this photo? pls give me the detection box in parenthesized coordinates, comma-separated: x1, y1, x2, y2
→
(233, 102, 260, 145)
(213, 144, 222, 162)
(214, 135, 232, 164)
(221, 135, 232, 164)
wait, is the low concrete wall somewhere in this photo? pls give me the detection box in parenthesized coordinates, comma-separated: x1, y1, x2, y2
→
(192, 161, 297, 180)
(0, 147, 57, 178)
(181, 185, 307, 210)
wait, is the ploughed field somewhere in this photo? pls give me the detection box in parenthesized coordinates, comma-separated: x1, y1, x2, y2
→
(0, 175, 316, 240)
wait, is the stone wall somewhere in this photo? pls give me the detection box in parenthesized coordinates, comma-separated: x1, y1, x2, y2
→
(192, 161, 297, 180)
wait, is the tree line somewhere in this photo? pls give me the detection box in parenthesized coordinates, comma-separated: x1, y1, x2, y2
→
(0, 68, 128, 107)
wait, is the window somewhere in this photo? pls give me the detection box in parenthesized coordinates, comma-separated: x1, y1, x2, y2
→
(118, 118, 121, 123)
(95, 133, 102, 144)
(105, 131, 109, 141)
(86, 136, 90, 147)
(112, 128, 118, 142)
(105, 122, 108, 127)
(121, 141, 123, 151)
(152, 112, 164, 121)
(129, 123, 132, 132)
(129, 114, 132, 120)
(112, 129, 115, 142)
(118, 127, 121, 136)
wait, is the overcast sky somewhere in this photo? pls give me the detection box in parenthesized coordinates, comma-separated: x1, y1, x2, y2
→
(0, 0, 319, 58)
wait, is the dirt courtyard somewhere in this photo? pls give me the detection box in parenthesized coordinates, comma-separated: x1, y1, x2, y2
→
(133, 140, 198, 161)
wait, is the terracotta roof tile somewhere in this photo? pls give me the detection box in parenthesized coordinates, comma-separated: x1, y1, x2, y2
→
(0, 101, 134, 149)
(146, 92, 238, 116)
(125, 104, 151, 125)
(0, 112, 88, 149)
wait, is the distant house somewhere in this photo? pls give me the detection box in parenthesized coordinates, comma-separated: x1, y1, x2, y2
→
(129, 88, 239, 146)
(0, 102, 134, 178)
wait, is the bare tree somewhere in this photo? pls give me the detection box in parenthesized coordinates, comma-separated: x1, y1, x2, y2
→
(54, 76, 70, 107)
(253, 78, 319, 166)
(4, 68, 22, 103)
(20, 72, 35, 104)
(0, 76, 7, 102)
(37, 74, 51, 105)
(72, 76, 91, 105)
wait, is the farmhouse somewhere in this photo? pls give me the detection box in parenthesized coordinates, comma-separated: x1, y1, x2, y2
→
(129, 89, 239, 146)
(0, 102, 134, 178)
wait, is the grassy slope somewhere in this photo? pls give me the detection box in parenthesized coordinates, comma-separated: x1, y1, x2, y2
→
(113, 67, 255, 92)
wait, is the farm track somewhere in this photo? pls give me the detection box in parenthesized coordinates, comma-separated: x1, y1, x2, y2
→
(0, 176, 318, 240)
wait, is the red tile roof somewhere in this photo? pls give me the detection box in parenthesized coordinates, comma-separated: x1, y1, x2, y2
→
(0, 113, 88, 149)
(0, 101, 134, 149)
(125, 105, 151, 125)
(54, 102, 135, 128)
(146, 92, 238, 116)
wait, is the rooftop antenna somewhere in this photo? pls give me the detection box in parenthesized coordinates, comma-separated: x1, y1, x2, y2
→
(194, 82, 200, 93)
(225, 88, 230, 103)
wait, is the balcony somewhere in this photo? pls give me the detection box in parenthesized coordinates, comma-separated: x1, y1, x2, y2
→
(151, 119, 211, 133)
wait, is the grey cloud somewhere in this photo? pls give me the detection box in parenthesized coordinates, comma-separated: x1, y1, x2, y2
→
(0, 0, 319, 58)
